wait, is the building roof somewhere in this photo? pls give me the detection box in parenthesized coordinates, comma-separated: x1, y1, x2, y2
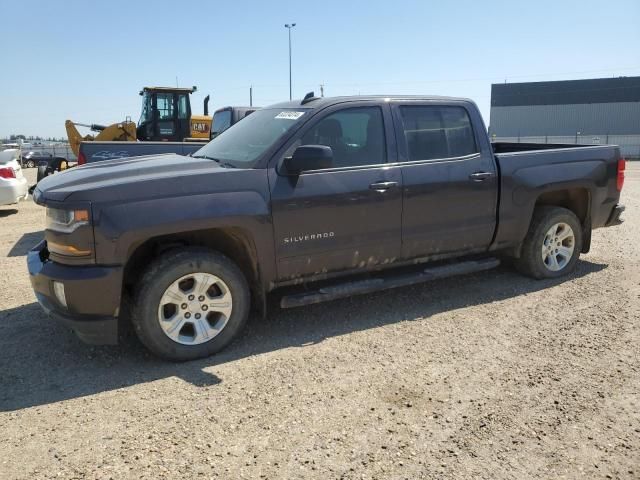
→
(491, 76, 640, 107)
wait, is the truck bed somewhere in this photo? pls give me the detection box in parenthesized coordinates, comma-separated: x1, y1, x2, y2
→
(80, 141, 206, 165)
(491, 143, 621, 250)
(491, 141, 595, 154)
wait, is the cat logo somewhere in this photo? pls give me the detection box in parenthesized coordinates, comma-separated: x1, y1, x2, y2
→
(192, 122, 210, 133)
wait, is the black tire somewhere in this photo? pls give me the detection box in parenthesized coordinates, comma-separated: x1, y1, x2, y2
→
(131, 248, 250, 361)
(26, 160, 35, 168)
(515, 206, 583, 279)
(36, 165, 48, 182)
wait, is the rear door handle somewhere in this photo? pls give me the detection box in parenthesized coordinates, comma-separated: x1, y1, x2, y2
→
(369, 181, 398, 192)
(469, 171, 494, 182)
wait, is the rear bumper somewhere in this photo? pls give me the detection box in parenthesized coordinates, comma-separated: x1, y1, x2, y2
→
(0, 177, 28, 205)
(27, 240, 122, 345)
(604, 204, 625, 227)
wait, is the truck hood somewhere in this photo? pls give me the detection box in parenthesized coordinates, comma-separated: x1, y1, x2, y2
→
(34, 154, 244, 204)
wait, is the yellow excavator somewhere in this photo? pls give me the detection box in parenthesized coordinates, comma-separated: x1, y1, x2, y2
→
(65, 86, 211, 156)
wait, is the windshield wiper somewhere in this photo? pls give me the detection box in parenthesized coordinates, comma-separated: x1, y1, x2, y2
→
(191, 155, 220, 162)
(192, 155, 237, 168)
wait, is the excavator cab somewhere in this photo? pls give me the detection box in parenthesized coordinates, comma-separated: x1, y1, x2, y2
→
(137, 86, 197, 141)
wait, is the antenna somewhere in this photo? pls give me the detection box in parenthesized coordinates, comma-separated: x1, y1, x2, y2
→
(301, 91, 318, 105)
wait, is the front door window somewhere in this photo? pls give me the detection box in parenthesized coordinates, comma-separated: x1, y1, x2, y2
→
(300, 107, 386, 168)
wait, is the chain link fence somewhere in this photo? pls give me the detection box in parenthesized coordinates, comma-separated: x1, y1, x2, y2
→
(0, 143, 77, 166)
(27, 144, 76, 162)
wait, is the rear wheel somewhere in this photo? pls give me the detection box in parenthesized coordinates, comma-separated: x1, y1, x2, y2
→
(26, 159, 35, 168)
(516, 206, 583, 279)
(132, 248, 250, 361)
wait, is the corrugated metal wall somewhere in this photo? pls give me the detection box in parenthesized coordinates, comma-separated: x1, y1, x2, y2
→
(489, 102, 640, 136)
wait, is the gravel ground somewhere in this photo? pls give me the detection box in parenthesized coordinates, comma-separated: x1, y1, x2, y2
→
(0, 166, 638, 480)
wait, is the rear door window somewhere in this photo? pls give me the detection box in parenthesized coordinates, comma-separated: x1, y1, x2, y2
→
(398, 106, 477, 161)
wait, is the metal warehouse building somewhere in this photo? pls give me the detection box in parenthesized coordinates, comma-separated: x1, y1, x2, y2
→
(489, 76, 640, 159)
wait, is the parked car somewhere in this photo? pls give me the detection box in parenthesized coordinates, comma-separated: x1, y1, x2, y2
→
(21, 151, 53, 168)
(29, 94, 626, 361)
(0, 149, 29, 206)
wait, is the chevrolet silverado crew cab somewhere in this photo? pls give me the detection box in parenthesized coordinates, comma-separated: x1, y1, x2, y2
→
(29, 94, 626, 361)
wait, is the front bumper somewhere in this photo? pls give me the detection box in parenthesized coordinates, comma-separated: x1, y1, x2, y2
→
(27, 240, 123, 345)
(605, 204, 625, 227)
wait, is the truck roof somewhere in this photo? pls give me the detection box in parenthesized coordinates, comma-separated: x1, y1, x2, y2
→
(267, 94, 475, 109)
(214, 106, 256, 113)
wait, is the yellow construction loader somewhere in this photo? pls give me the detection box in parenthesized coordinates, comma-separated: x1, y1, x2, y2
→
(65, 86, 212, 156)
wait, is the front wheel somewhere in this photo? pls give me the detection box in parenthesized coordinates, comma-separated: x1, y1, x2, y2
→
(516, 206, 583, 279)
(132, 248, 250, 361)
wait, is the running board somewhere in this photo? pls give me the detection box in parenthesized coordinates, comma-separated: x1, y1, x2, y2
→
(280, 257, 500, 308)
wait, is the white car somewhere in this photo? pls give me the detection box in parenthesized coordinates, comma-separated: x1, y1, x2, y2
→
(0, 149, 29, 206)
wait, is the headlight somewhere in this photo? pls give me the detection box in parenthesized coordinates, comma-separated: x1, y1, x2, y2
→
(45, 207, 90, 233)
(45, 207, 93, 258)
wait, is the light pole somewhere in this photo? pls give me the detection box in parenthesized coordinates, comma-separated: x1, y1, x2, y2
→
(284, 23, 296, 100)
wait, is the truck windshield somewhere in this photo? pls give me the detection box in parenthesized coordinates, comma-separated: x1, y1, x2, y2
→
(194, 108, 309, 167)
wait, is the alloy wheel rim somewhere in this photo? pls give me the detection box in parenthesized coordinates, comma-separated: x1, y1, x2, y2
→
(157, 273, 233, 345)
(541, 222, 575, 271)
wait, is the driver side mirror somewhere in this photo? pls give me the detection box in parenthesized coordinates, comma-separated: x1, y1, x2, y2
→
(282, 145, 333, 175)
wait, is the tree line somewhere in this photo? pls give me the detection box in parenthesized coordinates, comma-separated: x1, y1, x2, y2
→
(2, 134, 67, 142)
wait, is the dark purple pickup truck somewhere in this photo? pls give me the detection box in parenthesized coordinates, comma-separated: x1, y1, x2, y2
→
(29, 94, 626, 361)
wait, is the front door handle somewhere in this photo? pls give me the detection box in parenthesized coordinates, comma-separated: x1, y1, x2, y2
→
(369, 181, 398, 192)
(469, 171, 494, 182)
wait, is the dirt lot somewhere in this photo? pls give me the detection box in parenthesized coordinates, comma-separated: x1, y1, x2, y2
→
(0, 166, 638, 479)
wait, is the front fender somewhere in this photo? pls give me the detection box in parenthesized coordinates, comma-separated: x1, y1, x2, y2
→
(94, 190, 273, 266)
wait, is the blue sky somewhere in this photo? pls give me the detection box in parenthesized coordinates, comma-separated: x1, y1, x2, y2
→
(1, 0, 639, 138)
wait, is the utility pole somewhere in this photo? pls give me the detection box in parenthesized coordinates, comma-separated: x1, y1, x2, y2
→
(250, 86, 253, 107)
(284, 23, 296, 100)
(320, 83, 324, 97)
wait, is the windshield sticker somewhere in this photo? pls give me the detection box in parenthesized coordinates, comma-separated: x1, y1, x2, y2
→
(275, 111, 305, 120)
